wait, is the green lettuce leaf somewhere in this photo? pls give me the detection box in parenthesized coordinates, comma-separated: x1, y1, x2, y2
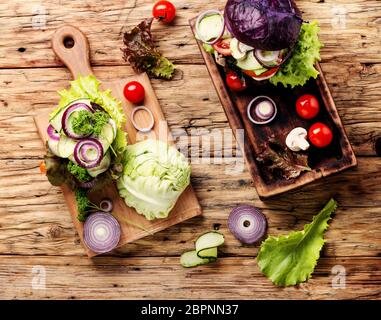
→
(117, 139, 190, 220)
(50, 75, 126, 129)
(257, 199, 337, 286)
(270, 21, 323, 88)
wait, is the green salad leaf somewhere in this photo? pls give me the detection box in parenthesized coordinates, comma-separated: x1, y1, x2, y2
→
(256, 139, 311, 180)
(117, 139, 191, 220)
(71, 110, 110, 137)
(122, 18, 175, 80)
(50, 75, 126, 128)
(257, 199, 337, 286)
(270, 21, 323, 88)
(75, 188, 91, 221)
(67, 161, 92, 182)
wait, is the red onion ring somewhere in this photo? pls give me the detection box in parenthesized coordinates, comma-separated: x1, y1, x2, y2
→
(99, 199, 113, 212)
(47, 124, 60, 141)
(228, 205, 267, 244)
(255, 101, 275, 120)
(78, 178, 97, 189)
(83, 212, 121, 254)
(80, 143, 99, 163)
(247, 96, 277, 125)
(61, 103, 94, 139)
(131, 106, 155, 133)
(74, 138, 103, 169)
(195, 10, 225, 45)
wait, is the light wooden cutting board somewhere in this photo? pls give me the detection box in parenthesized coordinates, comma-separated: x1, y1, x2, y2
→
(34, 25, 202, 257)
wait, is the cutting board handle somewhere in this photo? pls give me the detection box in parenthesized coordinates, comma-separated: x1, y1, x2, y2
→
(51, 25, 93, 78)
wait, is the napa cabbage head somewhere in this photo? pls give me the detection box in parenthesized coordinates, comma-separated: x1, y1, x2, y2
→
(117, 139, 191, 220)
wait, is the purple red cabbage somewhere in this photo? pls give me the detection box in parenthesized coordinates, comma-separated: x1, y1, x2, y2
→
(224, 0, 303, 50)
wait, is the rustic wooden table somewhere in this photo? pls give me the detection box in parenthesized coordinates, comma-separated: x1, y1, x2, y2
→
(0, 0, 380, 300)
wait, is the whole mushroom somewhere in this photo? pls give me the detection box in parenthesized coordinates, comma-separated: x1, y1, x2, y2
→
(286, 127, 310, 152)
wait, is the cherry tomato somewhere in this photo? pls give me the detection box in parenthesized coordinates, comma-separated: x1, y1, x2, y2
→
(243, 67, 279, 80)
(296, 94, 320, 119)
(123, 81, 145, 104)
(226, 71, 246, 91)
(152, 1, 176, 23)
(39, 161, 46, 174)
(212, 39, 232, 56)
(308, 122, 333, 148)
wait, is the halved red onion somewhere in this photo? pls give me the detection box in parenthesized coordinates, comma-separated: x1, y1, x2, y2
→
(228, 205, 267, 244)
(247, 96, 277, 125)
(99, 199, 113, 212)
(61, 103, 94, 139)
(74, 138, 103, 169)
(47, 124, 60, 141)
(83, 212, 121, 253)
(195, 10, 225, 45)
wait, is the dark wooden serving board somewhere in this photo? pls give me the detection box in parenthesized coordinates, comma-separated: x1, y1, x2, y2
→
(189, 18, 357, 199)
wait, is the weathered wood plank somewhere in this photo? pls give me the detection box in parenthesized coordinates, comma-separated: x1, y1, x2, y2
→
(0, 0, 380, 300)
(0, 158, 380, 257)
(0, 0, 380, 68)
(0, 64, 381, 157)
(0, 256, 379, 299)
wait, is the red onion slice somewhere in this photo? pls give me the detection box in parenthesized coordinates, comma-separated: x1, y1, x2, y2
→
(254, 49, 281, 68)
(99, 199, 113, 212)
(83, 212, 121, 254)
(74, 138, 103, 169)
(255, 101, 275, 120)
(131, 106, 155, 133)
(228, 205, 267, 244)
(78, 178, 97, 189)
(61, 103, 94, 139)
(247, 96, 277, 125)
(80, 143, 99, 162)
(195, 10, 225, 45)
(47, 124, 60, 141)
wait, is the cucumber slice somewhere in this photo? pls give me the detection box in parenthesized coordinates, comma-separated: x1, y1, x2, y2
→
(197, 14, 224, 43)
(87, 150, 111, 177)
(230, 38, 246, 60)
(47, 138, 60, 157)
(57, 135, 77, 158)
(197, 247, 218, 260)
(99, 122, 115, 146)
(253, 68, 268, 76)
(236, 51, 263, 71)
(180, 231, 224, 268)
(50, 98, 91, 132)
(195, 231, 225, 258)
(93, 120, 115, 154)
(180, 250, 213, 268)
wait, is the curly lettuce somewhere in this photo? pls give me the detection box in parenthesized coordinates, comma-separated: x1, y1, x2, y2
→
(122, 18, 175, 80)
(257, 199, 337, 286)
(50, 75, 126, 129)
(117, 139, 190, 220)
(270, 21, 323, 88)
